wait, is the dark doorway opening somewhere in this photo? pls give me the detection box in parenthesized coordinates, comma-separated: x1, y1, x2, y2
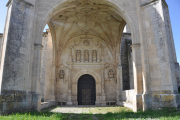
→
(78, 74, 96, 105)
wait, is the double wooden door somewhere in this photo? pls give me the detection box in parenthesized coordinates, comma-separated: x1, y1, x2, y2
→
(78, 74, 96, 105)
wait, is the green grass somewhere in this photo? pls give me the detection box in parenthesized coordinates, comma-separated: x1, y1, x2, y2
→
(0, 111, 69, 120)
(0, 107, 180, 120)
(95, 107, 180, 120)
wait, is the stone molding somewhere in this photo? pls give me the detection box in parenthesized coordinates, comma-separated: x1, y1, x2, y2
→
(141, 0, 168, 8)
(34, 43, 43, 48)
(130, 44, 140, 49)
(73, 69, 101, 84)
(67, 62, 106, 66)
(141, 0, 159, 7)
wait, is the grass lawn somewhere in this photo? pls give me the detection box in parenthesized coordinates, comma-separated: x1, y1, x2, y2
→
(0, 106, 180, 120)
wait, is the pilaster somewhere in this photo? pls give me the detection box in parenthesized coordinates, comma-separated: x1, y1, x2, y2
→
(131, 44, 143, 112)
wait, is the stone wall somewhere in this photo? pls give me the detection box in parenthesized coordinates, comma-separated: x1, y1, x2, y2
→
(121, 90, 134, 103)
(0, 33, 3, 45)
(175, 62, 180, 88)
(0, 34, 3, 60)
(121, 33, 134, 90)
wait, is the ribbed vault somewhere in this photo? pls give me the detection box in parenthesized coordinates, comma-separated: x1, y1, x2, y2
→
(47, 0, 126, 65)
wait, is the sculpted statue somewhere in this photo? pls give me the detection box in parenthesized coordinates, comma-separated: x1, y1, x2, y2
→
(76, 50, 81, 62)
(59, 70, 65, 79)
(84, 50, 89, 62)
(92, 50, 97, 62)
(108, 69, 114, 78)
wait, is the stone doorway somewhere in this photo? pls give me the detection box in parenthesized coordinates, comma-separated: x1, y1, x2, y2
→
(78, 74, 96, 105)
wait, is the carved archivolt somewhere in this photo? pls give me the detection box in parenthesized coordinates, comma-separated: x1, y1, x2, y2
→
(73, 70, 101, 84)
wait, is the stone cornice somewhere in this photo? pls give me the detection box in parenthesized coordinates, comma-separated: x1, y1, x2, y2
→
(130, 44, 140, 49)
(141, 0, 168, 8)
(67, 62, 106, 66)
(6, 0, 34, 7)
(141, 0, 159, 7)
(34, 43, 43, 48)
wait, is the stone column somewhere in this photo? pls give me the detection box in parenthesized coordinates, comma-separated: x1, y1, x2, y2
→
(89, 48, 92, 63)
(116, 65, 122, 105)
(81, 50, 84, 63)
(31, 43, 42, 111)
(67, 64, 72, 105)
(73, 48, 76, 62)
(101, 68, 106, 105)
(97, 48, 100, 62)
(0, 0, 39, 114)
(101, 47, 104, 62)
(131, 44, 143, 112)
(69, 47, 72, 62)
(44, 30, 55, 102)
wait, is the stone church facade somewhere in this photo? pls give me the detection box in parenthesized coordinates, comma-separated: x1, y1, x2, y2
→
(0, 0, 180, 114)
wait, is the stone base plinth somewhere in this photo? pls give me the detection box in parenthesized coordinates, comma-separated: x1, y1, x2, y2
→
(0, 91, 41, 115)
(143, 91, 180, 110)
(67, 102, 73, 105)
(133, 94, 143, 112)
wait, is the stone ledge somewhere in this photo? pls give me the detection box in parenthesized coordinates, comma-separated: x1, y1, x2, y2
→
(41, 101, 55, 110)
(141, 0, 159, 7)
(118, 101, 133, 110)
(143, 91, 180, 110)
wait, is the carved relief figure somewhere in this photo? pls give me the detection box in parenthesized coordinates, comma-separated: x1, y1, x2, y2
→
(92, 50, 97, 62)
(83, 40, 90, 46)
(76, 50, 81, 62)
(108, 69, 114, 78)
(84, 50, 89, 62)
(59, 70, 65, 79)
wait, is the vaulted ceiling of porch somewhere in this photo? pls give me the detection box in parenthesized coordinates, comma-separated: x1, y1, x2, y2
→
(47, 0, 126, 57)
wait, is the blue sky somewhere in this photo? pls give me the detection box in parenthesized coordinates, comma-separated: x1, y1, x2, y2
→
(0, 0, 179, 63)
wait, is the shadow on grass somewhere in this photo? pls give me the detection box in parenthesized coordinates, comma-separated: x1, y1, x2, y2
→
(94, 108, 180, 120)
(1, 107, 180, 120)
